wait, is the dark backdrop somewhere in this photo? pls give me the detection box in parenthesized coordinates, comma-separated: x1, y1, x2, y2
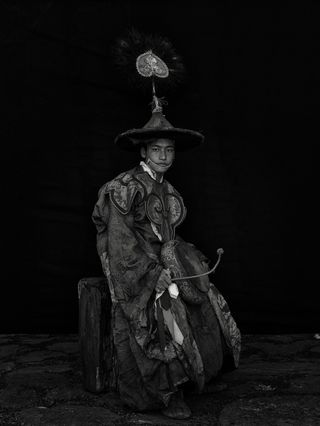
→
(1, 1, 319, 333)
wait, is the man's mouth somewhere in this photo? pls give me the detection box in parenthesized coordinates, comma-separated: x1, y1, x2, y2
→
(146, 158, 172, 170)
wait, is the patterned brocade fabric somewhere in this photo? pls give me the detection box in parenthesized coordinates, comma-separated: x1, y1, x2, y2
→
(92, 165, 241, 410)
(101, 166, 186, 242)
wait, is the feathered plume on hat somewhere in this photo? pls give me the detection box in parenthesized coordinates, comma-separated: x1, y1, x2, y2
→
(112, 28, 204, 151)
(112, 29, 186, 100)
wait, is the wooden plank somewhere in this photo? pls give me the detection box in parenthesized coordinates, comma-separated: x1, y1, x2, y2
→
(78, 277, 112, 393)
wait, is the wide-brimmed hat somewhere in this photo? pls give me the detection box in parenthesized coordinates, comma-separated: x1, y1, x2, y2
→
(115, 109, 204, 152)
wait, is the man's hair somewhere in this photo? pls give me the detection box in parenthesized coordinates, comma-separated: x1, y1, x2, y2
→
(139, 138, 156, 154)
(143, 138, 157, 147)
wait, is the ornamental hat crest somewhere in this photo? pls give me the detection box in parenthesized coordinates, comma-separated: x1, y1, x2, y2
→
(112, 30, 204, 152)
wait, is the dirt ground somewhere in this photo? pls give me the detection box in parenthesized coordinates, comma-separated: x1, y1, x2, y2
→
(0, 333, 319, 425)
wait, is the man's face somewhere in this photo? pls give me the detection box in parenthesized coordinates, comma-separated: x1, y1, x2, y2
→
(141, 138, 175, 174)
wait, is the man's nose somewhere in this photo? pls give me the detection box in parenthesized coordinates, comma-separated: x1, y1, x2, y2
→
(159, 149, 166, 160)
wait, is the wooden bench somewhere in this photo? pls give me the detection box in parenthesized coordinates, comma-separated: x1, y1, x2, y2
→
(78, 277, 113, 393)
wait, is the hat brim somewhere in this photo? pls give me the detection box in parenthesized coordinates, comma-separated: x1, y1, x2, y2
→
(115, 127, 204, 152)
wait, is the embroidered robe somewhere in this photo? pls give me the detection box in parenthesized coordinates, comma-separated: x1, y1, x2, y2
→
(92, 165, 241, 410)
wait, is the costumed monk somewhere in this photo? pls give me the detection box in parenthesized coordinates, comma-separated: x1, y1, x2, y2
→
(92, 34, 241, 420)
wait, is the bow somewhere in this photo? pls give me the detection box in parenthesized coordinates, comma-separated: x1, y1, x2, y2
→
(171, 248, 224, 282)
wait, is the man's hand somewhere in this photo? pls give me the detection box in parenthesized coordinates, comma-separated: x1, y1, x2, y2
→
(155, 268, 172, 293)
(201, 261, 209, 272)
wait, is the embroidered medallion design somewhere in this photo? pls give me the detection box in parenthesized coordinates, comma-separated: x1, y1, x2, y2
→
(105, 172, 145, 215)
(146, 192, 185, 241)
(104, 168, 187, 239)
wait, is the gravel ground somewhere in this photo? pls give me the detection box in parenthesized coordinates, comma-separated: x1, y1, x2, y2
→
(0, 333, 319, 425)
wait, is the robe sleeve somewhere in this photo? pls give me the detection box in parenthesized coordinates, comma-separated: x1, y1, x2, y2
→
(92, 185, 109, 257)
(92, 186, 163, 305)
(176, 234, 210, 265)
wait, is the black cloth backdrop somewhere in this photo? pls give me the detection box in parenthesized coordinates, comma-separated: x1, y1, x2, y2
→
(1, 1, 319, 333)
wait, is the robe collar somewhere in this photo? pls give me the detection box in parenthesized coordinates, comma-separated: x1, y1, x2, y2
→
(139, 161, 164, 183)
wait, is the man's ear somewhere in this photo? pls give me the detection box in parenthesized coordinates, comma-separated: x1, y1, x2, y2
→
(140, 146, 146, 159)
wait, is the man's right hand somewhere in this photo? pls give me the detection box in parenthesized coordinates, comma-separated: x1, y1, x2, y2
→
(155, 268, 172, 293)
